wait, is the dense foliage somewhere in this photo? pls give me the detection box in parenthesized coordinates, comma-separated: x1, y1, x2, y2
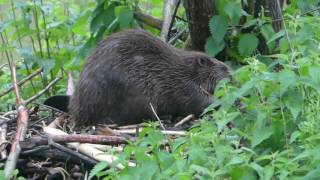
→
(1, 0, 320, 179)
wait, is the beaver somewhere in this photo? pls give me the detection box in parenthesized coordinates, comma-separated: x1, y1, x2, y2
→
(55, 29, 229, 126)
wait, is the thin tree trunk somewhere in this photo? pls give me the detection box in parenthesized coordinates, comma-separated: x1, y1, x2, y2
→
(183, 0, 215, 51)
(268, 0, 283, 32)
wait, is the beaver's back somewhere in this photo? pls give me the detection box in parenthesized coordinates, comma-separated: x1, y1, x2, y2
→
(69, 29, 229, 126)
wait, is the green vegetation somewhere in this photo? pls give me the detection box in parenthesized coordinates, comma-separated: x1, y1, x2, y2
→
(1, 0, 320, 179)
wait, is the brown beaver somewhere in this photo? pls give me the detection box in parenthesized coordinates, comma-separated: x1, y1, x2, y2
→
(67, 29, 230, 126)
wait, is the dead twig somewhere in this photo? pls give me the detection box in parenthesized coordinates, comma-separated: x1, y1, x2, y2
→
(20, 145, 98, 167)
(0, 122, 8, 159)
(43, 127, 136, 169)
(134, 12, 163, 29)
(49, 140, 98, 166)
(0, 68, 42, 97)
(4, 62, 30, 178)
(149, 103, 165, 130)
(24, 76, 62, 105)
(169, 28, 188, 44)
(0, 63, 8, 70)
(20, 134, 127, 147)
(174, 114, 194, 128)
(66, 71, 74, 96)
(160, 0, 180, 41)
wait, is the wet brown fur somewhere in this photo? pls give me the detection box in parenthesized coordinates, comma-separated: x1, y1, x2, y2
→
(69, 29, 230, 126)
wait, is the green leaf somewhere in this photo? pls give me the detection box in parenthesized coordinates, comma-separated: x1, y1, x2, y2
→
(115, 6, 134, 29)
(89, 161, 108, 180)
(303, 168, 320, 180)
(224, 2, 243, 25)
(72, 10, 91, 36)
(216, 112, 240, 132)
(267, 30, 285, 44)
(209, 15, 228, 42)
(238, 34, 258, 56)
(190, 164, 214, 178)
(90, 2, 116, 34)
(251, 127, 273, 148)
(284, 89, 303, 121)
(37, 58, 56, 75)
(205, 37, 225, 57)
(278, 69, 297, 96)
(243, 19, 258, 29)
(309, 66, 320, 84)
(260, 24, 276, 52)
(289, 131, 300, 144)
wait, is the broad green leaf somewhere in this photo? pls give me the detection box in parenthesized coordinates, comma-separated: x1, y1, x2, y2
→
(251, 127, 273, 148)
(209, 15, 228, 42)
(309, 66, 320, 84)
(89, 162, 108, 180)
(224, 2, 243, 25)
(243, 19, 258, 28)
(289, 131, 300, 144)
(304, 168, 320, 180)
(230, 166, 257, 180)
(115, 6, 134, 29)
(267, 30, 285, 44)
(284, 89, 303, 121)
(238, 34, 258, 56)
(278, 69, 297, 96)
(90, 2, 116, 34)
(216, 111, 240, 132)
(72, 10, 91, 36)
(205, 37, 225, 57)
(260, 24, 276, 52)
(190, 164, 214, 178)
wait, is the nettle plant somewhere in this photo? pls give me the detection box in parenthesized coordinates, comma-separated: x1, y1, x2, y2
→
(90, 1, 320, 180)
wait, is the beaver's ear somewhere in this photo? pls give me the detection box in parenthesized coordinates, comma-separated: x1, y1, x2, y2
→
(195, 56, 213, 67)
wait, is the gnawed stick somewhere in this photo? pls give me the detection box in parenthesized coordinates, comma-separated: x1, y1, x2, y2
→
(66, 71, 74, 96)
(4, 62, 30, 178)
(0, 121, 7, 158)
(20, 134, 127, 148)
(0, 68, 42, 97)
(43, 127, 135, 169)
(174, 114, 194, 128)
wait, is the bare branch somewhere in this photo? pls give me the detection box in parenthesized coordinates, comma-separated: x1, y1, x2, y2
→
(24, 76, 62, 105)
(4, 62, 30, 178)
(134, 12, 163, 29)
(160, 0, 180, 41)
(0, 68, 43, 97)
(174, 114, 194, 128)
(149, 103, 165, 130)
(0, 63, 8, 70)
(21, 134, 127, 147)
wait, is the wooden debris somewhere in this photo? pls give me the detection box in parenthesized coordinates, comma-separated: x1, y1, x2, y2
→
(4, 62, 30, 178)
(174, 114, 195, 128)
